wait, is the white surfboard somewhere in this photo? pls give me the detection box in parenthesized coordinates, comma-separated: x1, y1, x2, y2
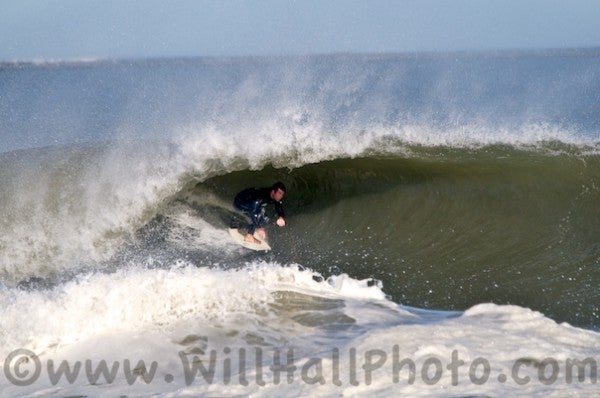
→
(228, 228, 271, 251)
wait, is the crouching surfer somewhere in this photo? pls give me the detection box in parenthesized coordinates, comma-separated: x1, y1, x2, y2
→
(233, 182, 287, 244)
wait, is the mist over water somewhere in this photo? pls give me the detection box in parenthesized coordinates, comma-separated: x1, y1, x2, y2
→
(0, 50, 599, 396)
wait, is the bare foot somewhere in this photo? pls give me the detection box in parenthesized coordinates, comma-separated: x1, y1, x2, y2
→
(256, 228, 266, 239)
(244, 234, 261, 244)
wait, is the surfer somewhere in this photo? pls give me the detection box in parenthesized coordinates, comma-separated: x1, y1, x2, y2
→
(233, 182, 287, 244)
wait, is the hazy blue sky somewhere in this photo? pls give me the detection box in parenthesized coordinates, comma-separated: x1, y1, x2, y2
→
(1, 0, 599, 61)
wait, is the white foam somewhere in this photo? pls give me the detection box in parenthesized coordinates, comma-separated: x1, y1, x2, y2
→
(3, 283, 598, 396)
(0, 262, 393, 357)
(331, 303, 600, 397)
(165, 207, 237, 252)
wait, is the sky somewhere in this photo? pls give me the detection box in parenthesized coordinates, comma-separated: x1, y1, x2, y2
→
(1, 0, 600, 61)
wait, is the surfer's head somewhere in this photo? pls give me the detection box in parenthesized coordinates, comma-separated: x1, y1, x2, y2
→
(270, 182, 286, 202)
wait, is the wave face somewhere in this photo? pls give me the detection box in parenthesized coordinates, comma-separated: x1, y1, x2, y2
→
(1, 50, 599, 396)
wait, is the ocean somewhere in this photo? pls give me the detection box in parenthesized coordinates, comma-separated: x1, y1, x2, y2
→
(0, 49, 599, 396)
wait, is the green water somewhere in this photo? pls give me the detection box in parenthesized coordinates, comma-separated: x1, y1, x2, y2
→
(195, 146, 600, 328)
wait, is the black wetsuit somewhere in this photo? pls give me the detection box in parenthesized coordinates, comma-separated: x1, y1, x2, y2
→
(233, 187, 285, 234)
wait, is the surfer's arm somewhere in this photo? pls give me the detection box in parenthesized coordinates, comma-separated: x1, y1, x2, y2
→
(273, 201, 285, 226)
(273, 201, 285, 218)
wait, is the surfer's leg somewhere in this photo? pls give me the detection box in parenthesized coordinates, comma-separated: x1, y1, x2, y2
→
(233, 198, 263, 243)
(253, 207, 268, 238)
(234, 199, 256, 233)
(245, 207, 265, 243)
(248, 202, 264, 234)
(241, 209, 261, 242)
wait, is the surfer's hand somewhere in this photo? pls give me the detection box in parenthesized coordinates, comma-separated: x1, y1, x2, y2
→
(276, 217, 286, 227)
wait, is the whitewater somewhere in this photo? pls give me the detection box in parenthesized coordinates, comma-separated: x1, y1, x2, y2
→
(0, 49, 599, 396)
